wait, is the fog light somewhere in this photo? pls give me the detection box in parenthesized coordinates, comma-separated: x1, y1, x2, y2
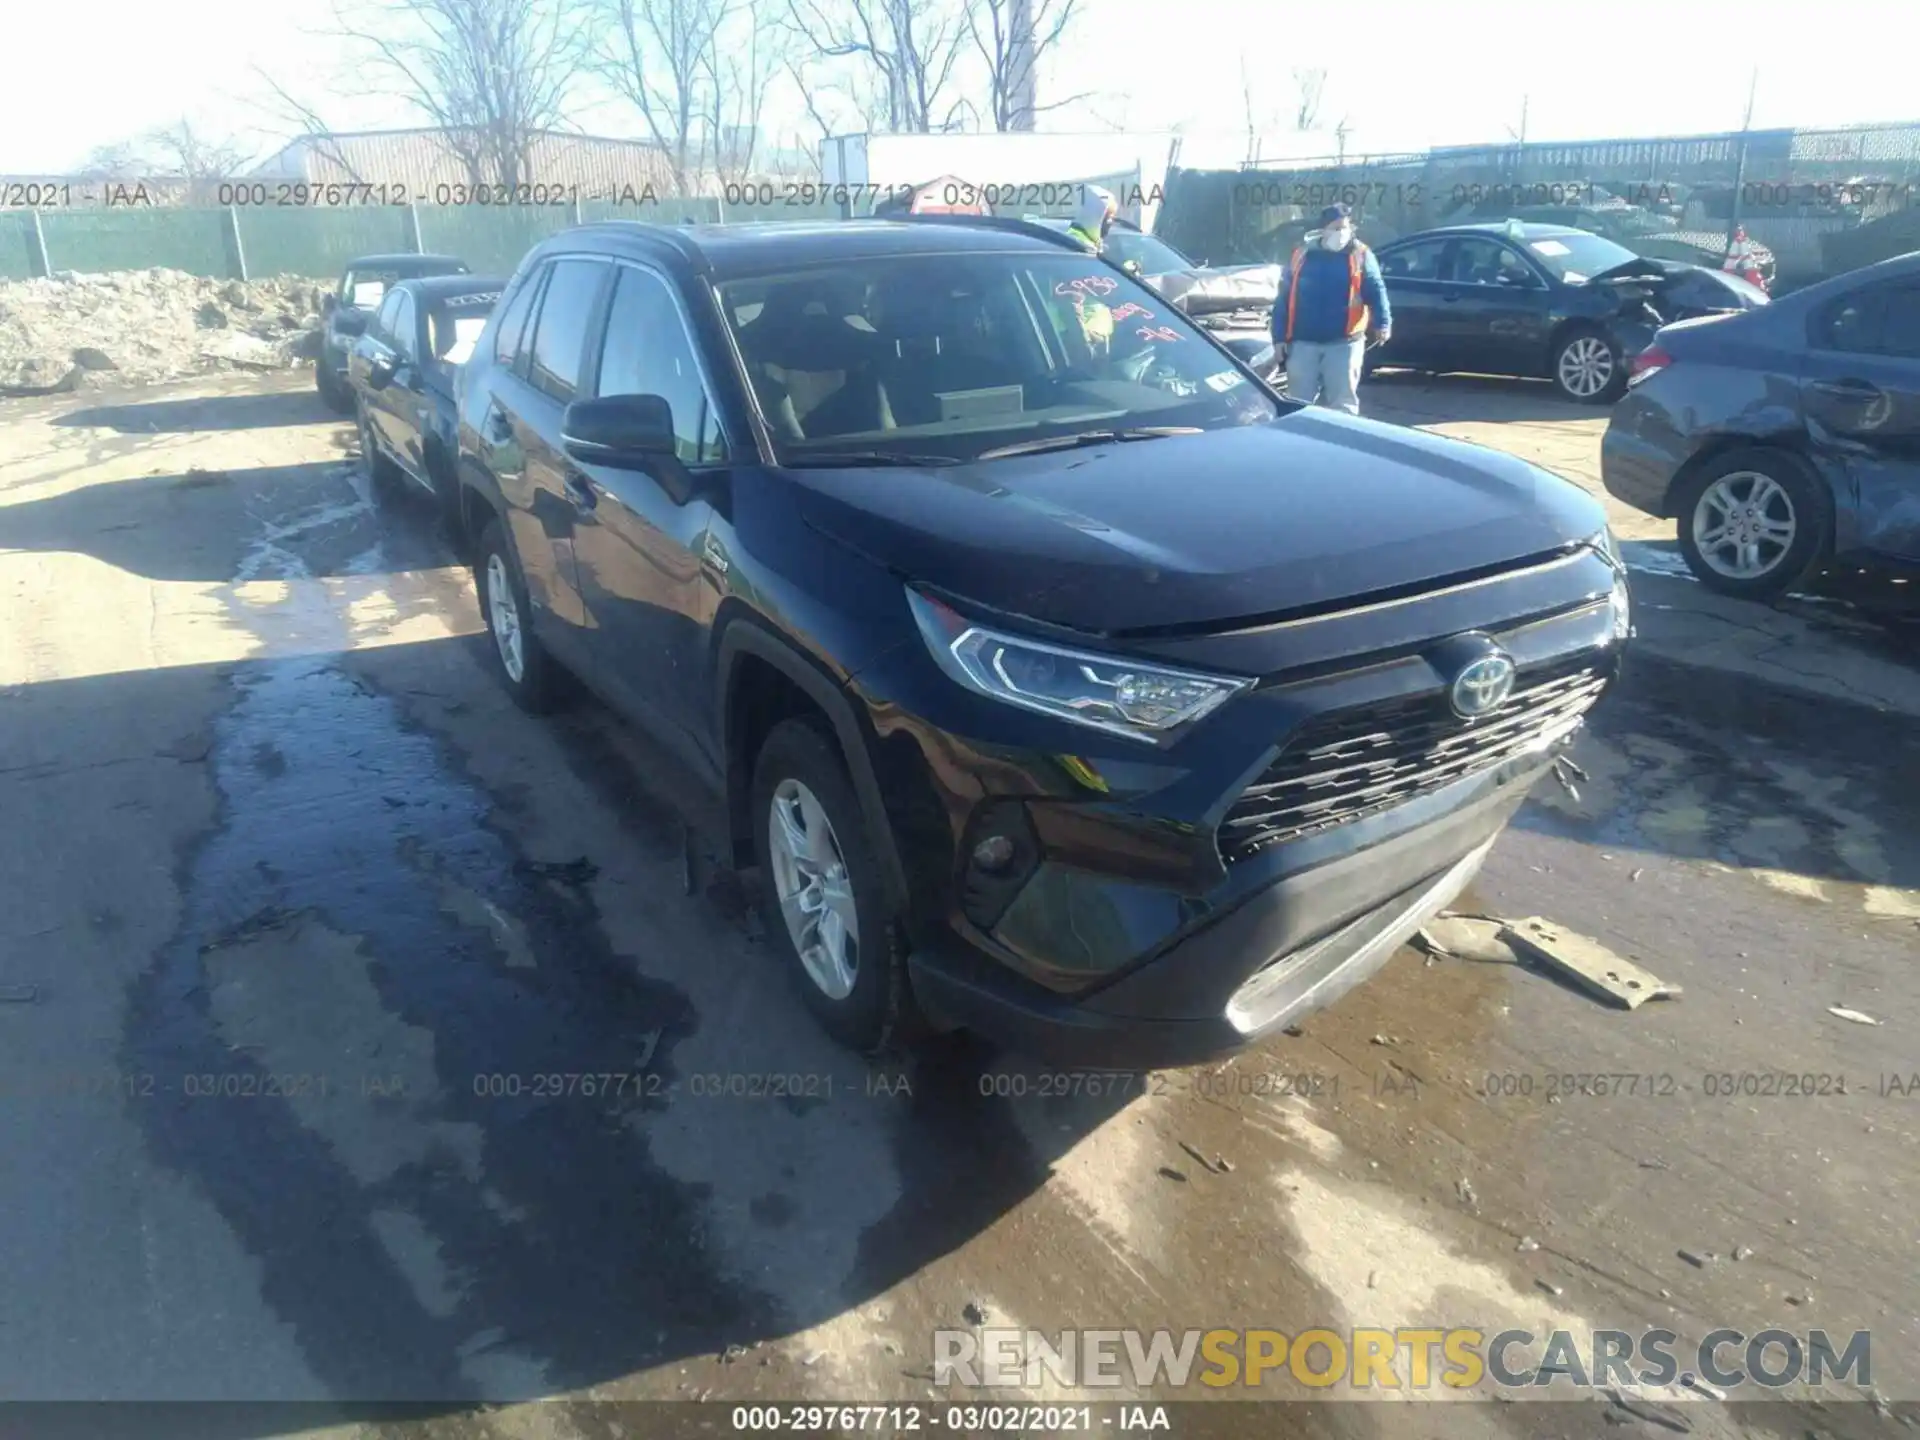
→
(972, 835, 1016, 871)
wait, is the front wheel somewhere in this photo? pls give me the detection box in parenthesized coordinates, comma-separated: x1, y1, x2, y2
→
(1551, 328, 1625, 404)
(1674, 447, 1831, 601)
(474, 517, 564, 712)
(356, 401, 405, 497)
(752, 718, 914, 1056)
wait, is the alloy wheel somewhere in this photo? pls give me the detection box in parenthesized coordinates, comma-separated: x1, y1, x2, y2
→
(485, 551, 525, 682)
(1692, 471, 1798, 580)
(767, 777, 859, 1000)
(1557, 336, 1614, 399)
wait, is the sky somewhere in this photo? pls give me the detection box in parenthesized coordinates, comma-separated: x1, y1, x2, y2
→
(2, 0, 1917, 175)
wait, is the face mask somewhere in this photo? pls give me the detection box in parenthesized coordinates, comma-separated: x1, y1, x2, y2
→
(1321, 226, 1353, 251)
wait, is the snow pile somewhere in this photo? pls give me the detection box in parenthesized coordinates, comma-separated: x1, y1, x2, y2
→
(0, 269, 329, 394)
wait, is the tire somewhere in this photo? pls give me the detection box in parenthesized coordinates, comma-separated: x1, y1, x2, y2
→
(356, 400, 406, 498)
(474, 517, 563, 712)
(752, 717, 914, 1056)
(1673, 447, 1831, 602)
(1551, 326, 1625, 404)
(317, 363, 353, 414)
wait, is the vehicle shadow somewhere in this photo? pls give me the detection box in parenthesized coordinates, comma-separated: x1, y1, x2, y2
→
(8, 606, 1154, 1410)
(51, 388, 343, 435)
(1511, 648, 1920, 895)
(0, 462, 393, 582)
(1363, 370, 1602, 425)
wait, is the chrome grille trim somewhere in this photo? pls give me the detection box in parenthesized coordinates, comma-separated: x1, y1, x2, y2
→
(1220, 652, 1607, 860)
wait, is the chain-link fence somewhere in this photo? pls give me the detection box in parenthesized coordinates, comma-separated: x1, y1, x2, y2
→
(1156, 123, 1920, 292)
(0, 191, 851, 284)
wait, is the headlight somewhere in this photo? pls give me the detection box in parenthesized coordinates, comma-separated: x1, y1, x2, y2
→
(907, 588, 1251, 745)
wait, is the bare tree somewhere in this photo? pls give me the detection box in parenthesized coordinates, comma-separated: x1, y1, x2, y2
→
(1292, 67, 1327, 132)
(968, 0, 1082, 132)
(593, 0, 726, 193)
(784, 0, 975, 134)
(247, 72, 374, 183)
(329, 0, 584, 190)
(702, 3, 783, 183)
(144, 120, 255, 179)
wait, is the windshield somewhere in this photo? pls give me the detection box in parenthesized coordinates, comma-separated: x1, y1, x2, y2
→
(1103, 229, 1195, 275)
(717, 252, 1278, 465)
(1520, 231, 1641, 283)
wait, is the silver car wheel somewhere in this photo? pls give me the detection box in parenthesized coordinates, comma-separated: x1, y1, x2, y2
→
(1557, 335, 1614, 398)
(486, 551, 525, 683)
(767, 778, 859, 1001)
(1693, 470, 1797, 580)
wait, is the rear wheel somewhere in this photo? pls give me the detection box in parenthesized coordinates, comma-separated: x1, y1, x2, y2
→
(1674, 447, 1831, 601)
(752, 718, 914, 1056)
(474, 517, 563, 712)
(1551, 327, 1625, 403)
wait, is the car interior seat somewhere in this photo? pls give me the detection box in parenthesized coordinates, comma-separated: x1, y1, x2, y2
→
(871, 280, 1014, 428)
(735, 284, 894, 439)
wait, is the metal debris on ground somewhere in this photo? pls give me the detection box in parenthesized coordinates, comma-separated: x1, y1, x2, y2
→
(1733, 1245, 1754, 1261)
(198, 905, 297, 953)
(1502, 917, 1682, 1009)
(1604, 1389, 1693, 1434)
(1456, 1178, 1478, 1208)
(1517, 1236, 1540, 1253)
(1157, 1166, 1189, 1184)
(1178, 1140, 1227, 1175)
(961, 1301, 990, 1326)
(1678, 1249, 1715, 1268)
(1681, 1374, 1727, 1401)
(1536, 1279, 1563, 1297)
(1414, 914, 1521, 965)
(514, 856, 600, 886)
(1827, 1006, 1883, 1026)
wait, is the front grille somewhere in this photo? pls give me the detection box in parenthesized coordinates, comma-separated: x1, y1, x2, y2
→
(1219, 653, 1608, 861)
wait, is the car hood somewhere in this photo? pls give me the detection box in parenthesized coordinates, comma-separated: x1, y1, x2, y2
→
(1592, 256, 1769, 312)
(788, 412, 1605, 637)
(1145, 264, 1283, 317)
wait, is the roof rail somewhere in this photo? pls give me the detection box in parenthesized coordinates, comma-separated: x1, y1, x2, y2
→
(553, 219, 713, 274)
(891, 212, 1088, 252)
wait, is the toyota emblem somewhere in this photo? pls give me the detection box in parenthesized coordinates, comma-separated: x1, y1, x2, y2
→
(1450, 654, 1517, 719)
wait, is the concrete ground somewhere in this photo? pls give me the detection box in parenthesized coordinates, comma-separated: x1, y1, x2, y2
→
(0, 371, 1914, 1438)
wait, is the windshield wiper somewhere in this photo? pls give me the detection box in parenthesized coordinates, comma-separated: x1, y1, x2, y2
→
(781, 450, 962, 468)
(978, 427, 1201, 460)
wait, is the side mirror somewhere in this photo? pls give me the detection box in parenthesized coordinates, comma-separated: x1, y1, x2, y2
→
(367, 354, 395, 391)
(335, 311, 368, 337)
(563, 393, 699, 503)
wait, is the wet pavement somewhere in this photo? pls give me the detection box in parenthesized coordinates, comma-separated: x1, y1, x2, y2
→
(0, 374, 1915, 1437)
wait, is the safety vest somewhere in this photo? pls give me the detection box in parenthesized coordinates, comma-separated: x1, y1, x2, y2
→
(1284, 242, 1369, 344)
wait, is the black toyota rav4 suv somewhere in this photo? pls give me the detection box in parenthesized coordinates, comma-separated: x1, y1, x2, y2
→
(453, 217, 1631, 1065)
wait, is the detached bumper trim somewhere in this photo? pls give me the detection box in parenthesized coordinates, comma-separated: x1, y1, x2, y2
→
(1225, 835, 1493, 1034)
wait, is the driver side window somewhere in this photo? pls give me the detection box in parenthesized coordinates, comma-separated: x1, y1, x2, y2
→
(390, 292, 417, 359)
(373, 289, 404, 343)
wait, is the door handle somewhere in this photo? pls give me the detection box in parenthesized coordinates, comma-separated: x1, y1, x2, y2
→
(1809, 377, 1881, 397)
(1440, 293, 1461, 303)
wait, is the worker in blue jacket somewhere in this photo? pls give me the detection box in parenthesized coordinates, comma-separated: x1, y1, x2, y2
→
(1270, 203, 1392, 415)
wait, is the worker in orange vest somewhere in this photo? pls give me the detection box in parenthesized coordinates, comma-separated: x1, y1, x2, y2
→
(1270, 203, 1392, 415)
